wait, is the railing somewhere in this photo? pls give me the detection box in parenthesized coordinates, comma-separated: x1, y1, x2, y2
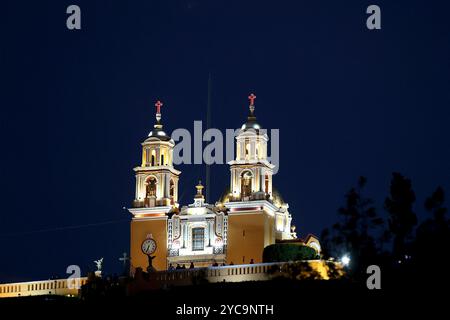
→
(0, 277, 88, 298)
(153, 262, 289, 283)
(150, 260, 335, 286)
(1, 261, 338, 298)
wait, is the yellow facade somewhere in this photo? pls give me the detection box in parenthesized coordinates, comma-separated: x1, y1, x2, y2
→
(227, 212, 275, 265)
(130, 218, 167, 272)
(128, 97, 318, 273)
(131, 211, 278, 269)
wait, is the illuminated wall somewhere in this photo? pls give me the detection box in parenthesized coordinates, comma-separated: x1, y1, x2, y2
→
(0, 278, 87, 298)
(227, 212, 268, 264)
(130, 218, 168, 272)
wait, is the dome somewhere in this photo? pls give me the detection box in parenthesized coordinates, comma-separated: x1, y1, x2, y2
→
(271, 187, 285, 207)
(217, 187, 231, 203)
(147, 124, 171, 141)
(146, 100, 171, 141)
(241, 118, 262, 131)
(240, 93, 261, 132)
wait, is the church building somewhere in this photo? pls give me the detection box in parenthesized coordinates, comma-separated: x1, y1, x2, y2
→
(128, 95, 320, 272)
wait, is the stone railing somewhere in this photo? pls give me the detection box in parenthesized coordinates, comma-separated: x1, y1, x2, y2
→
(1, 261, 340, 298)
(150, 260, 336, 287)
(0, 277, 88, 298)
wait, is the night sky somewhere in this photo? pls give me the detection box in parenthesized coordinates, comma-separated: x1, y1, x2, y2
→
(1, 0, 449, 282)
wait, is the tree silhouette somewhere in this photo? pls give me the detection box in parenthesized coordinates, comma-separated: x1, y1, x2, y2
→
(384, 172, 417, 260)
(424, 186, 447, 221)
(414, 186, 449, 266)
(321, 176, 384, 276)
(321, 174, 449, 289)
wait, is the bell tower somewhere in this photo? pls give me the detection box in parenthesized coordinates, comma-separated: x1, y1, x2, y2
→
(229, 94, 275, 201)
(129, 100, 181, 272)
(132, 100, 181, 209)
(224, 94, 294, 265)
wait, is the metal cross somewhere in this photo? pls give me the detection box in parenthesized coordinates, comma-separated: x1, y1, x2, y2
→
(119, 252, 130, 267)
(154, 100, 163, 114)
(248, 93, 256, 106)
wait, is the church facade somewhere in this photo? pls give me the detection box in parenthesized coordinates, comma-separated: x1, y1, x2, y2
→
(128, 95, 320, 272)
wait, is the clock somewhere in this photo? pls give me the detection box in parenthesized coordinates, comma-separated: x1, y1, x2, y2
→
(141, 238, 157, 255)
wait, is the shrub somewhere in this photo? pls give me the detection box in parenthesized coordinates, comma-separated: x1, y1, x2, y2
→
(263, 244, 317, 263)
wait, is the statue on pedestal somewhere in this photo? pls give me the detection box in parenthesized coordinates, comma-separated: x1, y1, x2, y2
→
(94, 258, 103, 277)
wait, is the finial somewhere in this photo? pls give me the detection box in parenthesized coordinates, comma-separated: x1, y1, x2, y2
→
(248, 93, 256, 115)
(154, 100, 163, 123)
(195, 180, 204, 198)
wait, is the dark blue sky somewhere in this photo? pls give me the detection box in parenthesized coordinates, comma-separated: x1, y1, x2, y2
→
(1, 0, 449, 282)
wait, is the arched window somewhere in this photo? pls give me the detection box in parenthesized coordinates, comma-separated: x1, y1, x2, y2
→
(145, 148, 150, 165)
(265, 174, 269, 194)
(241, 171, 252, 198)
(161, 154, 165, 166)
(245, 143, 250, 159)
(151, 150, 156, 166)
(146, 177, 157, 197)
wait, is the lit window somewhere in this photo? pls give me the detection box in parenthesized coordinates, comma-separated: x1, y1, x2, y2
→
(146, 177, 157, 197)
(192, 228, 204, 251)
(241, 171, 252, 197)
(151, 149, 156, 166)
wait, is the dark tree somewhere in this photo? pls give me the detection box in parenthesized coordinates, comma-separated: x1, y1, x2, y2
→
(384, 172, 417, 259)
(415, 186, 449, 265)
(424, 186, 447, 222)
(321, 176, 384, 275)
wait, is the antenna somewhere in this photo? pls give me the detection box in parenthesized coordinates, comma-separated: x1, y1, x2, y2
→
(205, 72, 212, 203)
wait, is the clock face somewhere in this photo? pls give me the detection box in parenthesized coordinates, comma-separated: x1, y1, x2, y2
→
(141, 238, 157, 255)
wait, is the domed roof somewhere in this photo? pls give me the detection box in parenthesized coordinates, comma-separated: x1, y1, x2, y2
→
(241, 117, 262, 131)
(146, 100, 172, 141)
(240, 93, 262, 132)
(147, 124, 171, 141)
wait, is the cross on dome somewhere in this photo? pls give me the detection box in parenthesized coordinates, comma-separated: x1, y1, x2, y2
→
(248, 93, 256, 106)
(155, 100, 163, 114)
(248, 93, 256, 115)
(154, 100, 163, 123)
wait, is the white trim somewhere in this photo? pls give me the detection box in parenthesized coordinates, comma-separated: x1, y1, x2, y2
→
(178, 213, 217, 220)
(132, 215, 168, 221)
(227, 210, 264, 216)
(142, 139, 175, 147)
(224, 200, 281, 215)
(128, 206, 172, 217)
(228, 159, 275, 169)
(134, 166, 181, 175)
